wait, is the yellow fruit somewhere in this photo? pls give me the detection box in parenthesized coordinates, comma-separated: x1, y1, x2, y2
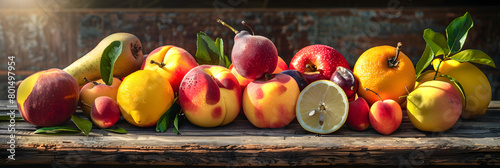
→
(296, 80, 348, 134)
(353, 44, 416, 105)
(407, 80, 462, 132)
(117, 70, 175, 127)
(424, 59, 492, 119)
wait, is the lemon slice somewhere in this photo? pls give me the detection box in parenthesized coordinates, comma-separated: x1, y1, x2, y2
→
(296, 80, 349, 134)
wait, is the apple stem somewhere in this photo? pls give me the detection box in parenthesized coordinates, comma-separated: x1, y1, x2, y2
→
(365, 88, 383, 101)
(305, 64, 317, 71)
(217, 19, 239, 34)
(388, 42, 402, 67)
(150, 60, 166, 68)
(241, 21, 255, 36)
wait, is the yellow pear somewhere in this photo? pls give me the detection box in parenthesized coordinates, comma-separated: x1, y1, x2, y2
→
(64, 32, 144, 86)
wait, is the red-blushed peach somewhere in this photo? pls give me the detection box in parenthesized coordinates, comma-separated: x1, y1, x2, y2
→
(229, 56, 287, 91)
(143, 45, 198, 92)
(91, 96, 121, 128)
(369, 99, 403, 135)
(243, 74, 300, 128)
(17, 69, 79, 127)
(179, 65, 241, 127)
(272, 56, 288, 73)
(229, 64, 254, 91)
(79, 77, 121, 119)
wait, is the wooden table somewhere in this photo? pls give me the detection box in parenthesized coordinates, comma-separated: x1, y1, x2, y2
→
(1, 100, 499, 167)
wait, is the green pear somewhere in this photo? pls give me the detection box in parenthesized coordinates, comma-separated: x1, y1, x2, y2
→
(63, 33, 144, 86)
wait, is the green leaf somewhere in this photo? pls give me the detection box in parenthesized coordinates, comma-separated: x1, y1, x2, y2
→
(196, 32, 221, 65)
(0, 116, 23, 121)
(215, 37, 225, 67)
(104, 127, 127, 134)
(100, 41, 123, 85)
(439, 74, 467, 108)
(71, 115, 92, 136)
(156, 97, 181, 133)
(415, 44, 434, 78)
(173, 115, 181, 135)
(224, 55, 232, 69)
(446, 12, 473, 54)
(423, 29, 450, 56)
(450, 49, 496, 68)
(34, 126, 81, 134)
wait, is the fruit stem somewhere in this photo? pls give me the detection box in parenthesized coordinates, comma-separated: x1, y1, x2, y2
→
(388, 42, 402, 67)
(150, 60, 166, 68)
(365, 88, 383, 101)
(264, 73, 275, 81)
(305, 64, 317, 71)
(241, 21, 254, 36)
(217, 19, 239, 34)
(433, 59, 443, 80)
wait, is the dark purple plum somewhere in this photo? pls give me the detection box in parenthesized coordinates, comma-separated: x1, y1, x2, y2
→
(279, 70, 309, 91)
(330, 66, 358, 101)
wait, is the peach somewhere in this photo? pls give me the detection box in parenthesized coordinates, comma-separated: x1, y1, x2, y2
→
(272, 56, 288, 73)
(143, 45, 198, 92)
(369, 98, 402, 135)
(243, 74, 300, 128)
(230, 56, 287, 91)
(79, 77, 121, 119)
(91, 96, 121, 128)
(17, 69, 79, 127)
(179, 65, 241, 127)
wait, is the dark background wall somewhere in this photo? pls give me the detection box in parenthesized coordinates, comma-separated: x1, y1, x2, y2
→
(0, 0, 499, 100)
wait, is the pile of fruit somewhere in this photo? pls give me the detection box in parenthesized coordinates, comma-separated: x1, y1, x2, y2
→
(16, 12, 496, 135)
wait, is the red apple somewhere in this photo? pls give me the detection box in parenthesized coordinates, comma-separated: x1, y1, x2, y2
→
(330, 66, 358, 101)
(290, 44, 350, 82)
(91, 96, 121, 129)
(347, 96, 370, 131)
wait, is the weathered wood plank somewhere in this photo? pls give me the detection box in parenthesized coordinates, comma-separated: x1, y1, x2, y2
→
(0, 100, 499, 166)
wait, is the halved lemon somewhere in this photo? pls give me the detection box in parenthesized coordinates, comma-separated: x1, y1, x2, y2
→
(296, 80, 349, 134)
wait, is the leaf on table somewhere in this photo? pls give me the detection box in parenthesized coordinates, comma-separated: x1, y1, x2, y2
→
(71, 115, 92, 136)
(415, 44, 434, 78)
(450, 49, 496, 68)
(34, 126, 81, 134)
(173, 115, 181, 135)
(100, 40, 123, 85)
(423, 29, 450, 57)
(156, 97, 181, 133)
(0, 116, 23, 121)
(104, 127, 127, 134)
(446, 12, 473, 54)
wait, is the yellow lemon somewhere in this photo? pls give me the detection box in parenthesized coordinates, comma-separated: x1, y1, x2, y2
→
(117, 70, 175, 127)
(296, 80, 349, 134)
(417, 59, 491, 119)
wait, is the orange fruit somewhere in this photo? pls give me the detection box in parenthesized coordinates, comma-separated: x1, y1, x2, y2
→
(353, 43, 415, 105)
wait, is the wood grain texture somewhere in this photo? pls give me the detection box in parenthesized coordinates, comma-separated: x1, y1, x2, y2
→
(0, 101, 499, 166)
